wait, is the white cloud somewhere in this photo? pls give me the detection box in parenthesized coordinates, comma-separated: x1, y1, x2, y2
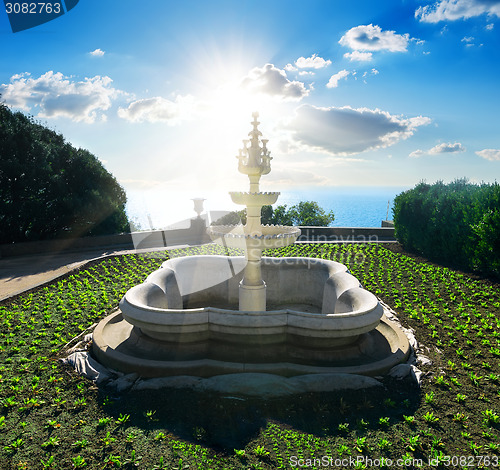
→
(295, 54, 332, 69)
(476, 148, 500, 161)
(241, 64, 309, 101)
(117, 95, 195, 124)
(486, 22, 495, 29)
(298, 71, 315, 76)
(326, 70, 350, 88)
(409, 149, 426, 158)
(416, 0, 500, 23)
(410, 142, 466, 157)
(362, 69, 379, 78)
(90, 48, 105, 57)
(339, 24, 410, 52)
(0, 71, 119, 123)
(429, 142, 466, 153)
(284, 63, 297, 72)
(284, 104, 431, 155)
(343, 51, 373, 61)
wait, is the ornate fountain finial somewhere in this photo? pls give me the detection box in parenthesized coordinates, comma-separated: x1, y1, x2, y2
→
(236, 111, 272, 189)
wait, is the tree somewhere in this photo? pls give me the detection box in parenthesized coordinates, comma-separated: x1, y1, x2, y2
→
(212, 201, 334, 227)
(0, 102, 129, 244)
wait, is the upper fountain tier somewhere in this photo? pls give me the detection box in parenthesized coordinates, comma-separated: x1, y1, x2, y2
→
(208, 112, 300, 246)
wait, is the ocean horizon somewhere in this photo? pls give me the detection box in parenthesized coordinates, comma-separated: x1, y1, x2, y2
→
(125, 185, 410, 230)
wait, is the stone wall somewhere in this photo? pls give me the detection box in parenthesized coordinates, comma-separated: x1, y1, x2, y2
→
(0, 223, 395, 258)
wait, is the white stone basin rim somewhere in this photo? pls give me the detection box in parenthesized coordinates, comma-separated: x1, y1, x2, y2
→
(229, 191, 280, 206)
(119, 255, 384, 343)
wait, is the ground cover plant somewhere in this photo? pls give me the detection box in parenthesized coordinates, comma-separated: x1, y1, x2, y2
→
(0, 243, 499, 469)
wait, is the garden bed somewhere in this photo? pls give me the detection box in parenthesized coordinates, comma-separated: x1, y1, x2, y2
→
(0, 243, 499, 469)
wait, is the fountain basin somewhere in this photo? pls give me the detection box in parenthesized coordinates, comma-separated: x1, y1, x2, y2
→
(117, 256, 381, 345)
(93, 255, 410, 378)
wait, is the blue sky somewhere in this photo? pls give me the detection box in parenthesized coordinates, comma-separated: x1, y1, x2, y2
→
(1, 0, 499, 203)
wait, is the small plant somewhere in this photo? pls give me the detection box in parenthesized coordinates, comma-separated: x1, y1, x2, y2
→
(450, 377, 461, 387)
(253, 445, 270, 457)
(4, 438, 24, 453)
(379, 417, 390, 427)
(154, 431, 166, 440)
(144, 409, 158, 421)
(73, 397, 87, 408)
(486, 443, 500, 451)
(98, 417, 112, 427)
(104, 454, 121, 467)
(338, 422, 349, 433)
(405, 435, 421, 452)
(434, 375, 448, 387)
(152, 456, 168, 470)
(116, 413, 130, 424)
(234, 449, 246, 458)
(469, 442, 482, 455)
(378, 438, 392, 451)
(355, 437, 369, 453)
(456, 393, 467, 403)
(40, 455, 56, 468)
(41, 436, 60, 448)
(337, 444, 350, 456)
(432, 435, 444, 449)
(357, 418, 368, 429)
(72, 439, 89, 449)
(403, 415, 415, 424)
(469, 372, 483, 386)
(482, 409, 500, 425)
(101, 431, 116, 447)
(122, 450, 142, 467)
(423, 411, 439, 424)
(424, 391, 435, 404)
(45, 419, 61, 429)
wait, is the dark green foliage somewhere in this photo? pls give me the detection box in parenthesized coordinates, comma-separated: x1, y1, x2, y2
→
(393, 179, 500, 276)
(0, 102, 129, 243)
(283, 201, 335, 226)
(213, 201, 334, 227)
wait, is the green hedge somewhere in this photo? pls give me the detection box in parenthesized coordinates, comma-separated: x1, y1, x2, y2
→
(393, 179, 500, 277)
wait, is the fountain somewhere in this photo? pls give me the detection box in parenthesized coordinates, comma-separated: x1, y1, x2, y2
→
(92, 113, 410, 385)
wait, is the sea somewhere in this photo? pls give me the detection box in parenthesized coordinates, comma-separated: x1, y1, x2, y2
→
(125, 186, 410, 231)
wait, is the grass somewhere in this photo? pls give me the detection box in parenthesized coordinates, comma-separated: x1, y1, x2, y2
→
(0, 243, 499, 469)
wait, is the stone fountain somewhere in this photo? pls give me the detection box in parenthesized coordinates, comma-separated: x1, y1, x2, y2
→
(92, 113, 410, 387)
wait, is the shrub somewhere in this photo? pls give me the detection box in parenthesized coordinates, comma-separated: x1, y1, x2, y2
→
(393, 179, 500, 277)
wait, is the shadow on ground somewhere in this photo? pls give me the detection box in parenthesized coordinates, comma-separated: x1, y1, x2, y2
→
(99, 376, 420, 450)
